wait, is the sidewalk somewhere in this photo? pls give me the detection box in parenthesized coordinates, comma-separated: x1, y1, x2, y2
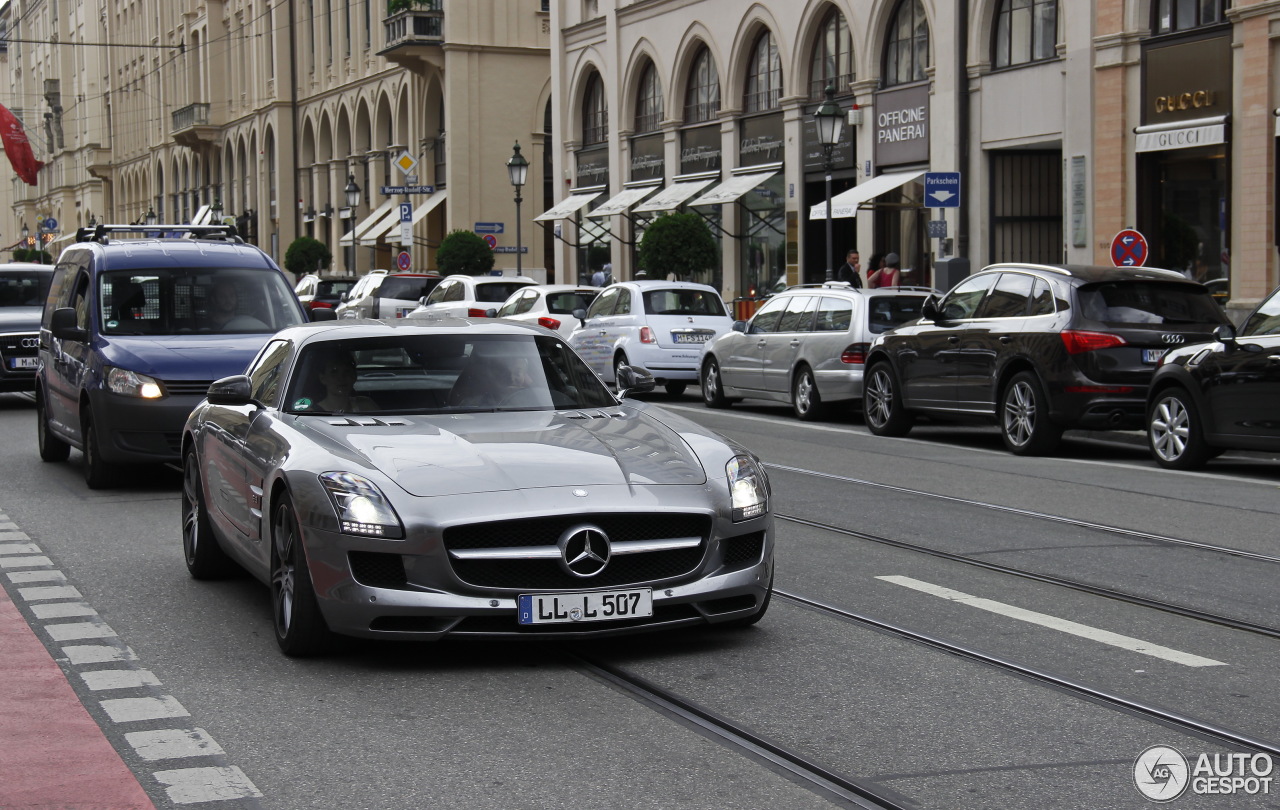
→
(0, 581, 154, 810)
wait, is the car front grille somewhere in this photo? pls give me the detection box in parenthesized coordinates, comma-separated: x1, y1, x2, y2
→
(162, 380, 216, 397)
(444, 513, 711, 590)
(0, 333, 38, 357)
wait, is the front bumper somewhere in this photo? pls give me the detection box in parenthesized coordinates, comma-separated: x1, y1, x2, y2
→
(90, 389, 205, 463)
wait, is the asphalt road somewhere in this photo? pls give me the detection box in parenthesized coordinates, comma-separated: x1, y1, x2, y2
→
(3, 388, 1280, 809)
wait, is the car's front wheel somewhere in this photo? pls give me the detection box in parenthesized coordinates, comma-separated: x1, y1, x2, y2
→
(1148, 387, 1212, 470)
(1000, 371, 1062, 455)
(701, 357, 732, 408)
(36, 391, 70, 463)
(791, 365, 826, 421)
(613, 354, 630, 393)
(864, 362, 913, 436)
(81, 412, 117, 490)
(272, 497, 331, 657)
(181, 449, 236, 579)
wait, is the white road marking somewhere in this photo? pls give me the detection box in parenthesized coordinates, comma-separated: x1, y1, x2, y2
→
(877, 575, 1227, 668)
(0, 542, 39, 555)
(0, 555, 53, 568)
(7, 570, 66, 583)
(81, 669, 162, 691)
(99, 695, 191, 723)
(126, 728, 226, 761)
(63, 644, 138, 665)
(31, 602, 98, 620)
(154, 766, 263, 804)
(17, 585, 81, 601)
(0, 531, 32, 542)
(43, 620, 117, 641)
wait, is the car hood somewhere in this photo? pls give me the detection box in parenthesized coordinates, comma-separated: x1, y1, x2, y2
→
(296, 408, 708, 496)
(98, 334, 273, 380)
(0, 307, 42, 333)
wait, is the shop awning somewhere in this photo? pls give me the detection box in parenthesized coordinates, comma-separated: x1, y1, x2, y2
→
(586, 185, 661, 218)
(533, 190, 603, 222)
(631, 179, 715, 214)
(689, 171, 778, 207)
(340, 199, 399, 246)
(190, 205, 212, 225)
(808, 170, 926, 220)
(357, 190, 448, 246)
(1134, 115, 1227, 153)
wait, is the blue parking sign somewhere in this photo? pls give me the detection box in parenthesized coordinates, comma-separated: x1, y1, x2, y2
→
(924, 173, 961, 208)
(399, 203, 413, 223)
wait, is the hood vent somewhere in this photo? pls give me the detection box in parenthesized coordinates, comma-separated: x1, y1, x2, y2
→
(562, 409, 626, 420)
(325, 416, 409, 426)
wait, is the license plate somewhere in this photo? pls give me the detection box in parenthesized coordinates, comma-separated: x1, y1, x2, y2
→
(672, 333, 711, 344)
(1142, 349, 1168, 364)
(518, 588, 653, 625)
(9, 357, 37, 370)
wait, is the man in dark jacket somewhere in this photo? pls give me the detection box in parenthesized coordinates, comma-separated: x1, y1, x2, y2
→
(835, 249, 862, 288)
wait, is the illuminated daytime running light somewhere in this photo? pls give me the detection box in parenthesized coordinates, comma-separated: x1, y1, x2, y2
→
(727, 454, 769, 522)
(320, 471, 405, 539)
(106, 367, 165, 399)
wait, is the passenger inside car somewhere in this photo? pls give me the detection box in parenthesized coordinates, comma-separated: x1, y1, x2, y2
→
(297, 350, 379, 414)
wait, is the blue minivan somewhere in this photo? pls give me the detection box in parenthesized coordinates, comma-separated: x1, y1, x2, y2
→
(36, 225, 311, 488)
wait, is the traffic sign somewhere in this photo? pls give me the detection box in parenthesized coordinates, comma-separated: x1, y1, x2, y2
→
(924, 173, 961, 208)
(1110, 229, 1149, 267)
(492, 247, 528, 254)
(394, 151, 418, 174)
(474, 222, 505, 234)
(482, 234, 498, 249)
(400, 222, 413, 247)
(399, 203, 413, 223)
(396, 251, 412, 271)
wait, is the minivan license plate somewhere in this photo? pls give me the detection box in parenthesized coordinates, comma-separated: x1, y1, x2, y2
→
(1142, 349, 1168, 364)
(518, 588, 653, 625)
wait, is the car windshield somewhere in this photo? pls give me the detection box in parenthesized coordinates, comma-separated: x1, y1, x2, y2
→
(868, 295, 928, 334)
(379, 276, 440, 302)
(475, 281, 535, 303)
(0, 268, 52, 307)
(284, 333, 618, 415)
(642, 288, 727, 316)
(99, 268, 304, 336)
(1077, 282, 1226, 326)
(1242, 289, 1280, 337)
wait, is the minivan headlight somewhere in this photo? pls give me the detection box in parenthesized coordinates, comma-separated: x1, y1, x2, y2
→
(727, 454, 768, 522)
(106, 367, 164, 399)
(319, 472, 405, 538)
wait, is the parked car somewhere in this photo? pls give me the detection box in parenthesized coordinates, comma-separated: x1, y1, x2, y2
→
(294, 273, 359, 315)
(699, 282, 934, 420)
(862, 263, 1232, 455)
(334, 270, 443, 320)
(36, 224, 309, 488)
(406, 274, 539, 320)
(180, 319, 773, 656)
(1146, 283, 1280, 469)
(493, 284, 601, 340)
(568, 280, 734, 397)
(0, 262, 56, 393)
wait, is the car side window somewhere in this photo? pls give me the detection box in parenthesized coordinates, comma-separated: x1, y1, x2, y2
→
(1243, 289, 1280, 336)
(42, 265, 74, 328)
(71, 273, 91, 330)
(586, 287, 618, 318)
(977, 273, 1033, 319)
(815, 297, 853, 332)
(445, 281, 466, 302)
(496, 297, 520, 317)
(748, 296, 789, 333)
(940, 274, 996, 321)
(248, 339, 293, 406)
(777, 295, 817, 332)
(1028, 278, 1055, 316)
(614, 289, 632, 315)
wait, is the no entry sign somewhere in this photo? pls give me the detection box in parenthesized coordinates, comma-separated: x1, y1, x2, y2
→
(1110, 229, 1148, 267)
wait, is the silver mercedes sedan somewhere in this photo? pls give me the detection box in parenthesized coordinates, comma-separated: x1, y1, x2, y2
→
(180, 318, 773, 656)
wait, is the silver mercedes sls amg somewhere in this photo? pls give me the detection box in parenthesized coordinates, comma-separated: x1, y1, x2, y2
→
(180, 319, 774, 656)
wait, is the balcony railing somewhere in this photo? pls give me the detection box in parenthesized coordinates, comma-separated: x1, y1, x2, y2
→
(171, 103, 210, 132)
(383, 4, 443, 51)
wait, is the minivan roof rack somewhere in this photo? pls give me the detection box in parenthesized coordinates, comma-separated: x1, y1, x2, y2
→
(75, 224, 243, 244)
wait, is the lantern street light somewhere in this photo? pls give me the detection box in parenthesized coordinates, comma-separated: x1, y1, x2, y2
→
(507, 141, 529, 276)
(345, 174, 361, 209)
(343, 174, 362, 273)
(145, 206, 158, 227)
(20, 222, 29, 241)
(211, 197, 223, 220)
(813, 85, 844, 283)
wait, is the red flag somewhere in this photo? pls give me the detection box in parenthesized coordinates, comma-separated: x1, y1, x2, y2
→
(0, 103, 43, 186)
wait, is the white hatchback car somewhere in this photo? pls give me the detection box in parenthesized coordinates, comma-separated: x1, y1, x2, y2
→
(568, 280, 733, 396)
(493, 284, 601, 340)
(406, 274, 539, 320)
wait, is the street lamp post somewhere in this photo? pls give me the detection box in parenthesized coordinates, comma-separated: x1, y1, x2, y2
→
(507, 141, 528, 277)
(813, 85, 844, 283)
(145, 206, 157, 227)
(344, 174, 361, 274)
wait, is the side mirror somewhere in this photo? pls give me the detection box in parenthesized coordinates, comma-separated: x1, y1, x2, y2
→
(921, 297, 940, 322)
(732, 320, 747, 333)
(310, 308, 337, 322)
(206, 375, 255, 406)
(339, 292, 350, 303)
(485, 308, 498, 318)
(1213, 324, 1236, 345)
(573, 307, 588, 325)
(615, 365, 656, 399)
(50, 307, 86, 342)
(419, 296, 428, 305)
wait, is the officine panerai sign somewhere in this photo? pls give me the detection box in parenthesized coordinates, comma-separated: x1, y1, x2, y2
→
(873, 83, 930, 168)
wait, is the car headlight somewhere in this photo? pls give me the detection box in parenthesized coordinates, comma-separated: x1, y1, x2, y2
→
(727, 454, 768, 522)
(106, 367, 164, 399)
(319, 472, 405, 539)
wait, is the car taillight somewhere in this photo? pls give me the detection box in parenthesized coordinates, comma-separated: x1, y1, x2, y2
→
(840, 343, 869, 365)
(310, 301, 334, 309)
(640, 326, 657, 344)
(537, 316, 561, 331)
(1061, 330, 1127, 354)
(468, 308, 490, 318)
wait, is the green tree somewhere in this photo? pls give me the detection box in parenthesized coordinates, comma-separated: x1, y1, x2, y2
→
(637, 212, 718, 283)
(436, 230, 495, 276)
(284, 236, 333, 278)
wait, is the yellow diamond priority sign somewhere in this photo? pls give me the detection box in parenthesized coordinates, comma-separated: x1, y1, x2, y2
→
(395, 151, 418, 174)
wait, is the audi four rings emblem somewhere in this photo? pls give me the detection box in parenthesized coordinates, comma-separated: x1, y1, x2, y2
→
(20, 338, 39, 349)
(558, 525, 611, 578)
(1162, 334, 1186, 344)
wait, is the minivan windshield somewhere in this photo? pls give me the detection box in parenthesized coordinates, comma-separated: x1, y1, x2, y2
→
(99, 268, 304, 336)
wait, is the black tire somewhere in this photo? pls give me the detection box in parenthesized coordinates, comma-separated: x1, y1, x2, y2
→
(613, 354, 629, 393)
(663, 382, 688, 398)
(272, 496, 331, 657)
(181, 449, 236, 579)
(791, 365, 827, 421)
(81, 413, 117, 490)
(1000, 371, 1062, 456)
(36, 392, 70, 463)
(700, 357, 732, 408)
(863, 362, 913, 437)
(1148, 387, 1212, 470)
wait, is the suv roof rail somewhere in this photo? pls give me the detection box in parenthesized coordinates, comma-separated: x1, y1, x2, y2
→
(75, 224, 243, 244)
